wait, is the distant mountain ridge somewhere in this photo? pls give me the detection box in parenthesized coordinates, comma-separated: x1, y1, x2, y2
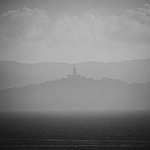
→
(0, 76, 150, 111)
(0, 58, 150, 90)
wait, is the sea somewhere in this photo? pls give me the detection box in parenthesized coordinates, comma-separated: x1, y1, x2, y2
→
(0, 110, 150, 150)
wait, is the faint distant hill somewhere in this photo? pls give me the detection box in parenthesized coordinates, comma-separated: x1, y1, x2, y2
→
(0, 61, 72, 90)
(0, 58, 150, 90)
(0, 75, 150, 111)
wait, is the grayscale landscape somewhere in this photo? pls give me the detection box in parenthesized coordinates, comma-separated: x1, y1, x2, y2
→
(1, 58, 150, 91)
(0, 0, 150, 149)
(0, 64, 150, 111)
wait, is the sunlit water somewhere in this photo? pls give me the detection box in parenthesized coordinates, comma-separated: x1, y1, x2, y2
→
(0, 110, 150, 149)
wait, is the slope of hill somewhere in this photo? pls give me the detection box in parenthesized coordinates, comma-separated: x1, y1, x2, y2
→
(0, 76, 150, 111)
(0, 61, 72, 90)
(0, 58, 150, 90)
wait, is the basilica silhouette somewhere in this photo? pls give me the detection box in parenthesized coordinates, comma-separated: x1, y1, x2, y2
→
(67, 64, 83, 79)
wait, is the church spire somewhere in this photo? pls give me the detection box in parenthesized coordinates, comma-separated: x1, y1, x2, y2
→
(73, 64, 77, 76)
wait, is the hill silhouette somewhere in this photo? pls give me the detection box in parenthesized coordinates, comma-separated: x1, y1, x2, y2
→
(1, 58, 150, 90)
(0, 69, 150, 111)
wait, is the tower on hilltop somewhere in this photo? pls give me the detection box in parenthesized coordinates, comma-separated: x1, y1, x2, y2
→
(73, 64, 77, 76)
(67, 64, 80, 79)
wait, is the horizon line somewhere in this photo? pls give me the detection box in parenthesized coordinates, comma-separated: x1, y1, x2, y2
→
(1, 57, 150, 65)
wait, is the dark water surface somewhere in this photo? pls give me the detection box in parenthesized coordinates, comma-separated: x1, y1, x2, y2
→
(0, 111, 150, 149)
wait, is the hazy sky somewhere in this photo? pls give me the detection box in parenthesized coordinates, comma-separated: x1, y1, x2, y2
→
(0, 0, 150, 63)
